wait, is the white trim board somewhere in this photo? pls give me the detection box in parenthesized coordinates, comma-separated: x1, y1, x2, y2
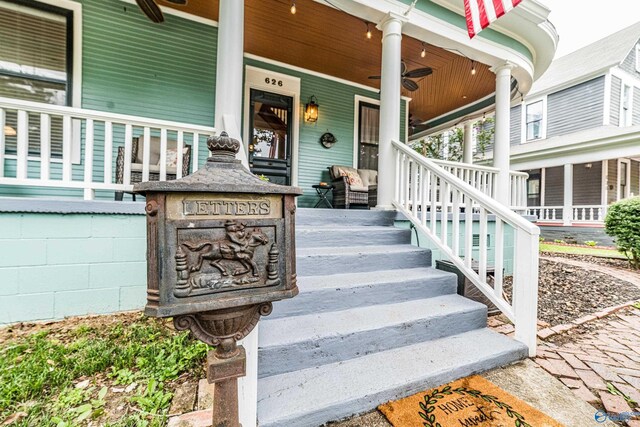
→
(244, 53, 410, 102)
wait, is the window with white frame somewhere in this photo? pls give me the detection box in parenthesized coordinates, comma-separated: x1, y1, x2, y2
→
(0, 0, 73, 157)
(621, 84, 632, 126)
(525, 100, 543, 141)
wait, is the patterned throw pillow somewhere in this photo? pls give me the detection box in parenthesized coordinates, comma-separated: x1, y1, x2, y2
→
(340, 170, 364, 187)
(166, 148, 179, 168)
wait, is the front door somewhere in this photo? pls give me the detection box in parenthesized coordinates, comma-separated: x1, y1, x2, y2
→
(248, 89, 293, 185)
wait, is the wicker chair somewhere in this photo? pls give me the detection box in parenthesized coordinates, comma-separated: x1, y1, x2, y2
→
(115, 137, 191, 201)
(329, 165, 378, 209)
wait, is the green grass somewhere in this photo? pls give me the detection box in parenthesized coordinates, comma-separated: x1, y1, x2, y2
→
(0, 314, 209, 427)
(539, 242, 626, 258)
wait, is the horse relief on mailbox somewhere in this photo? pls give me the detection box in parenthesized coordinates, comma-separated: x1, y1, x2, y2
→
(169, 194, 283, 298)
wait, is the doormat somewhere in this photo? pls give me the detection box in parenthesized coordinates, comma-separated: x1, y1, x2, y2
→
(378, 375, 565, 427)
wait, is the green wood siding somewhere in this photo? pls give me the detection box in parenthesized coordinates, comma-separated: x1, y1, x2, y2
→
(244, 58, 407, 207)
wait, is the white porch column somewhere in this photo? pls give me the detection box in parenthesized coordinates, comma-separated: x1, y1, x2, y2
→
(463, 120, 474, 164)
(492, 63, 514, 206)
(215, 2, 256, 425)
(376, 13, 405, 209)
(215, 0, 249, 168)
(563, 163, 573, 225)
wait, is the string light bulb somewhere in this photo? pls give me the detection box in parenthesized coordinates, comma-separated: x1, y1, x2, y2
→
(365, 22, 372, 39)
(471, 60, 476, 75)
(290, 0, 296, 14)
(420, 43, 426, 58)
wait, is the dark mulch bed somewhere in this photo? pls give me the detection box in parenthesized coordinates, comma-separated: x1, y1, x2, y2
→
(505, 258, 640, 327)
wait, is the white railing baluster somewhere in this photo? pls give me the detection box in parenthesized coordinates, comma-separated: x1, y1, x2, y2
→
(411, 161, 419, 217)
(441, 180, 449, 246)
(123, 124, 133, 186)
(142, 127, 151, 182)
(465, 198, 473, 268)
(392, 140, 540, 356)
(430, 175, 437, 235)
(104, 121, 113, 184)
(192, 132, 200, 173)
(421, 167, 428, 227)
(494, 219, 504, 300)
(159, 128, 168, 182)
(177, 130, 184, 179)
(404, 158, 411, 212)
(62, 115, 72, 181)
(452, 189, 460, 256)
(40, 113, 50, 180)
(83, 119, 95, 200)
(478, 207, 487, 282)
(16, 110, 28, 179)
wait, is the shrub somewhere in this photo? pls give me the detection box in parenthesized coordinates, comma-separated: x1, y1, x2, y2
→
(554, 239, 565, 244)
(605, 197, 640, 269)
(584, 240, 598, 247)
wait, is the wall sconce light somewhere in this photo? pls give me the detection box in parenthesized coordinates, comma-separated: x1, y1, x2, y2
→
(585, 163, 592, 169)
(3, 125, 16, 136)
(305, 95, 319, 122)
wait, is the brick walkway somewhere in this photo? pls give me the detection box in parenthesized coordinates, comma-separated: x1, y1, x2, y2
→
(534, 307, 640, 426)
(491, 307, 640, 426)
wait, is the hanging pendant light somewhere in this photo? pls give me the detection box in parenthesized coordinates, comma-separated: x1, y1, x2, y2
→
(290, 0, 296, 14)
(365, 22, 372, 39)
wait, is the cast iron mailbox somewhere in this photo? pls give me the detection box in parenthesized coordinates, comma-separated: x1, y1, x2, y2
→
(134, 132, 301, 426)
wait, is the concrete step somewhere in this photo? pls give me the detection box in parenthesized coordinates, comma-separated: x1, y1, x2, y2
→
(269, 267, 457, 320)
(259, 294, 487, 378)
(257, 328, 528, 427)
(296, 244, 431, 276)
(296, 208, 397, 227)
(296, 225, 411, 248)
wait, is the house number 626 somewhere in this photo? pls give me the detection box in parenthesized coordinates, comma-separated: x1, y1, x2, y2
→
(265, 77, 283, 87)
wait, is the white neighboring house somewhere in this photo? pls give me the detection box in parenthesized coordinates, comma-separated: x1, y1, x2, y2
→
(504, 22, 640, 227)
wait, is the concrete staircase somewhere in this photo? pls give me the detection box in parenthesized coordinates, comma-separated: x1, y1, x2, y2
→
(256, 208, 527, 427)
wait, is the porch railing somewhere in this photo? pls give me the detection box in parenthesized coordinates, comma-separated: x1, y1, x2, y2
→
(527, 205, 607, 223)
(572, 205, 607, 222)
(430, 158, 528, 210)
(393, 140, 540, 356)
(0, 97, 216, 200)
(527, 206, 563, 222)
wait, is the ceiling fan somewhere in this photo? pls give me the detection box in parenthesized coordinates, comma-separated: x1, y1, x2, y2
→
(135, 0, 188, 23)
(368, 62, 433, 92)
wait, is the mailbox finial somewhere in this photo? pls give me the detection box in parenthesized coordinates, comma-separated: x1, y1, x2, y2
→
(207, 131, 240, 163)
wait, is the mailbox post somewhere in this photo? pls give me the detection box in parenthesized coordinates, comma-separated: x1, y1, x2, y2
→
(135, 132, 302, 426)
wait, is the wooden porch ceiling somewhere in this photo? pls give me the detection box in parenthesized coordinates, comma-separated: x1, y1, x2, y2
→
(158, 0, 496, 126)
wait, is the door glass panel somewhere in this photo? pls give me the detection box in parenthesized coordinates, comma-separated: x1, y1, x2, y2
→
(248, 89, 293, 185)
(358, 102, 380, 170)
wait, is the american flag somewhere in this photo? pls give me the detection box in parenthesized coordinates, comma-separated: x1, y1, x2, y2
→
(464, 0, 522, 38)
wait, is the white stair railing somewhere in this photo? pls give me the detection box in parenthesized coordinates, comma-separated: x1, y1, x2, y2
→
(0, 96, 216, 200)
(393, 140, 540, 356)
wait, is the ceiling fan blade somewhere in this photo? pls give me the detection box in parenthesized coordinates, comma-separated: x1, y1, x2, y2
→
(400, 61, 407, 76)
(404, 67, 433, 78)
(136, 0, 164, 23)
(165, 0, 187, 4)
(402, 78, 419, 92)
(368, 75, 381, 79)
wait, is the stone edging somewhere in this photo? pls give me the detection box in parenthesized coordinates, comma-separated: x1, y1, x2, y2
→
(536, 301, 639, 340)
